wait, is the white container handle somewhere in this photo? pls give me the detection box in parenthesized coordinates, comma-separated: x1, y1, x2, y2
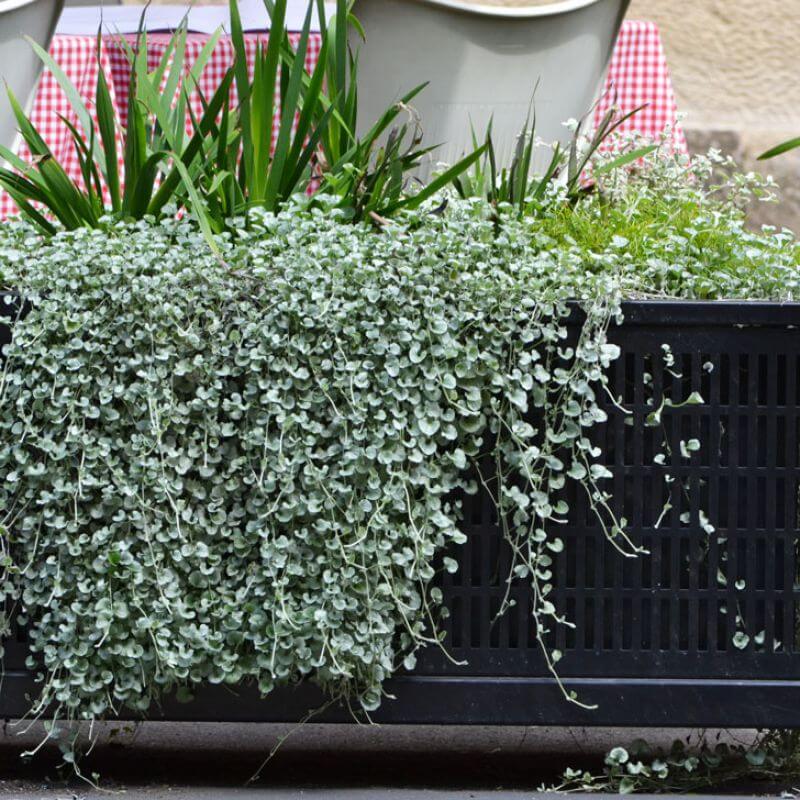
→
(0, 0, 64, 153)
(406, 0, 617, 19)
(0, 0, 40, 13)
(351, 0, 630, 180)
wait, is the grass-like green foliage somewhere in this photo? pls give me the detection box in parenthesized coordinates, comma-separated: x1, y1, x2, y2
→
(0, 0, 485, 240)
(0, 150, 798, 768)
(0, 1, 314, 238)
(0, 18, 232, 240)
(760, 136, 800, 161)
(453, 104, 657, 219)
(227, 0, 329, 213)
(301, 0, 487, 222)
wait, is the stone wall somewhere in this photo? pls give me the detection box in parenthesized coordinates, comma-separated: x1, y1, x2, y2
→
(629, 0, 800, 230)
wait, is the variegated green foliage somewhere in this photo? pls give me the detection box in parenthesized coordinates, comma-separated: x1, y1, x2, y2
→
(0, 203, 616, 725)
(760, 137, 800, 161)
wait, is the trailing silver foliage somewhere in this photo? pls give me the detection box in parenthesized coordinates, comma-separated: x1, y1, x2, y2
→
(0, 197, 624, 723)
(0, 159, 797, 753)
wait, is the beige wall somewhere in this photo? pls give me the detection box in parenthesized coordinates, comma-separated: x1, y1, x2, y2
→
(629, 0, 800, 132)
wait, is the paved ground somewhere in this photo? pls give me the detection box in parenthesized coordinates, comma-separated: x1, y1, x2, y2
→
(0, 790, 595, 799)
(0, 793, 791, 800)
(0, 722, 779, 798)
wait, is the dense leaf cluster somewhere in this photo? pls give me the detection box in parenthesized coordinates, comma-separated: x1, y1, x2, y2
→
(0, 159, 797, 740)
(0, 200, 621, 723)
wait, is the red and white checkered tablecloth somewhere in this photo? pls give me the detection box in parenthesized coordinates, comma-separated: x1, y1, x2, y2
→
(0, 20, 685, 219)
(4, 35, 123, 217)
(595, 20, 687, 155)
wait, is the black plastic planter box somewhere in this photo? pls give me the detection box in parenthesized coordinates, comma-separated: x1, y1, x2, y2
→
(3, 299, 800, 728)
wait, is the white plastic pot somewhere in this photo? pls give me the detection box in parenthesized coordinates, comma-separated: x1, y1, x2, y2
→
(350, 0, 631, 176)
(0, 0, 63, 152)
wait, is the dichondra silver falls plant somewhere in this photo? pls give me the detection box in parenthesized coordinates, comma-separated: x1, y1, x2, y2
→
(0, 146, 797, 767)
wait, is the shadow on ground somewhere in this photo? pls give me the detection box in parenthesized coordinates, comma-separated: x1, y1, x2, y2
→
(0, 723, 773, 797)
(0, 722, 603, 790)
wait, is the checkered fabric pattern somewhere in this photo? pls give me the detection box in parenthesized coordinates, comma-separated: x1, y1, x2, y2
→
(0, 21, 685, 219)
(595, 20, 688, 154)
(0, 35, 121, 217)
